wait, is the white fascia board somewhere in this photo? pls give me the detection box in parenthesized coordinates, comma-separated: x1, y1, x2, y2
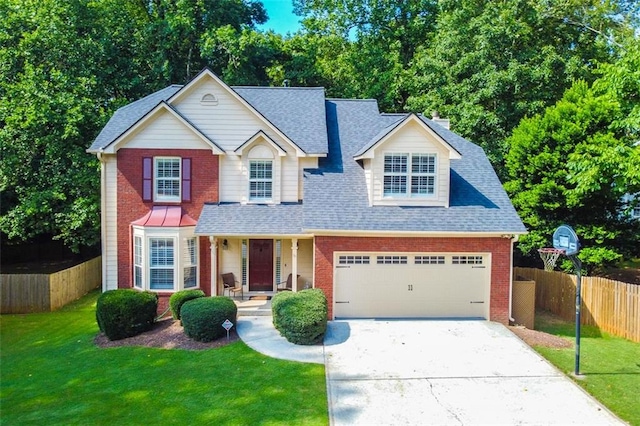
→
(167, 68, 307, 157)
(105, 101, 225, 155)
(235, 130, 288, 157)
(355, 114, 462, 160)
(303, 229, 527, 238)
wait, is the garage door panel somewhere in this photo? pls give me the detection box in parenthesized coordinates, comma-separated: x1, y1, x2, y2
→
(334, 253, 489, 319)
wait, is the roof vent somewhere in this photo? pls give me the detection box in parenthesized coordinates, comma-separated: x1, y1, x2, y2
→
(282, 79, 290, 87)
(201, 93, 218, 105)
(431, 110, 450, 130)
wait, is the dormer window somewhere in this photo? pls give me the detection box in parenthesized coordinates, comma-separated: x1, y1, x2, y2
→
(249, 160, 273, 201)
(383, 153, 436, 197)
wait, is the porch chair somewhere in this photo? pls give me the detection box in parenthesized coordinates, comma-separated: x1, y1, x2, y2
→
(277, 273, 300, 292)
(221, 273, 243, 300)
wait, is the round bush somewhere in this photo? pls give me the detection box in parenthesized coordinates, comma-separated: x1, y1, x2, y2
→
(272, 288, 327, 345)
(96, 289, 158, 341)
(181, 297, 238, 342)
(169, 289, 205, 320)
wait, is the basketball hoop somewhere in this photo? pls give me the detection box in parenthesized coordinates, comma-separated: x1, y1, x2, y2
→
(538, 248, 565, 271)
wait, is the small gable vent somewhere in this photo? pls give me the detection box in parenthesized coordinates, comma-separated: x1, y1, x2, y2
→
(200, 93, 218, 105)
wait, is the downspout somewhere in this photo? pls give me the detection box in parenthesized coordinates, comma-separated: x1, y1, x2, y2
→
(508, 234, 519, 324)
(97, 149, 107, 292)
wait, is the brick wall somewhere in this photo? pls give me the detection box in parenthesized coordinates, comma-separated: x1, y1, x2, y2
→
(314, 236, 512, 324)
(116, 148, 218, 301)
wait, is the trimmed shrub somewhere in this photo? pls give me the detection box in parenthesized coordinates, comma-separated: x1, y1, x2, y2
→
(169, 289, 205, 320)
(271, 289, 327, 345)
(96, 289, 158, 341)
(181, 297, 237, 342)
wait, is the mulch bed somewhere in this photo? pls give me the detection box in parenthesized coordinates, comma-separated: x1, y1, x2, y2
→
(508, 325, 572, 349)
(94, 318, 239, 350)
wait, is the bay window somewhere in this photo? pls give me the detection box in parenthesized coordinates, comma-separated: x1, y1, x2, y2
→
(131, 227, 198, 292)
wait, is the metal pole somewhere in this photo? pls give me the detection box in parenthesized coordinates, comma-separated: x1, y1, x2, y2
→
(571, 255, 582, 376)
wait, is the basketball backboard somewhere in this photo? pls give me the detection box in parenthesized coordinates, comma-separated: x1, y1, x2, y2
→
(552, 224, 580, 256)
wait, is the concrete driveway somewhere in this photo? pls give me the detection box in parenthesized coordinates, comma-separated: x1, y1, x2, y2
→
(324, 320, 623, 425)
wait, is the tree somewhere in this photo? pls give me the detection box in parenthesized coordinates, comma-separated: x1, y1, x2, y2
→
(0, 0, 271, 253)
(503, 37, 640, 272)
(406, 0, 636, 165)
(292, 0, 438, 110)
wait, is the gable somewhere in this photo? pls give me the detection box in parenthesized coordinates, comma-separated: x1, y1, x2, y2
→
(354, 114, 461, 161)
(117, 107, 218, 151)
(105, 102, 223, 154)
(168, 70, 305, 156)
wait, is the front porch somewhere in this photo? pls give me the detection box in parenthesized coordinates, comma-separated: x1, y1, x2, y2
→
(235, 296, 273, 316)
(208, 236, 315, 298)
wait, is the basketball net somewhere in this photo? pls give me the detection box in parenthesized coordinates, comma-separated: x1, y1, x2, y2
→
(538, 248, 565, 271)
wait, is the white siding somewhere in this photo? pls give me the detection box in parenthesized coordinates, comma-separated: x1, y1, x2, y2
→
(103, 156, 118, 291)
(171, 78, 307, 204)
(219, 239, 243, 287)
(172, 79, 292, 152)
(280, 238, 314, 289)
(298, 157, 318, 200)
(371, 121, 450, 207)
(124, 110, 213, 150)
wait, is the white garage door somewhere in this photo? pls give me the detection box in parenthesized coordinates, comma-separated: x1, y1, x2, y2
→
(334, 253, 490, 319)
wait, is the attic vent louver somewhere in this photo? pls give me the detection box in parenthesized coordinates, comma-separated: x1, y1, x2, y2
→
(201, 93, 218, 105)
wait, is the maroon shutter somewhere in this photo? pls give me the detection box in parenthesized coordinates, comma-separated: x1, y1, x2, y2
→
(142, 157, 152, 201)
(182, 158, 191, 202)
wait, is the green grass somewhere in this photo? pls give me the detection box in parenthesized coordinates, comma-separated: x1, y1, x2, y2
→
(533, 312, 640, 425)
(0, 291, 328, 425)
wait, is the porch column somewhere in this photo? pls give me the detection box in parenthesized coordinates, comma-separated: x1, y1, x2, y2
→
(291, 238, 298, 292)
(209, 236, 218, 296)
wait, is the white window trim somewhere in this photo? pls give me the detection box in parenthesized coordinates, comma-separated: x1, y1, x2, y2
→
(248, 159, 273, 202)
(132, 226, 198, 292)
(154, 157, 181, 202)
(383, 153, 437, 199)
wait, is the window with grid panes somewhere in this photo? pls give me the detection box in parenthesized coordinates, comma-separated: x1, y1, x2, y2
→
(249, 160, 273, 200)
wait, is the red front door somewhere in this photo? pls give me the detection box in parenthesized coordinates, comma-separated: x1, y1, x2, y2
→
(249, 239, 273, 291)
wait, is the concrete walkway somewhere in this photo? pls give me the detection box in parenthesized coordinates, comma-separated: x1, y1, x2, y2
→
(236, 316, 324, 364)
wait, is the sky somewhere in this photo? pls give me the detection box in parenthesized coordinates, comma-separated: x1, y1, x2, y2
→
(257, 0, 302, 34)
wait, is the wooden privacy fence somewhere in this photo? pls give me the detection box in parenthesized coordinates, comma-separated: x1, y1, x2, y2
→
(1, 256, 101, 314)
(514, 267, 640, 342)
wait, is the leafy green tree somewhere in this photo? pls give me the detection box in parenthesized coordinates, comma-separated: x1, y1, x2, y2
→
(292, 0, 438, 110)
(504, 38, 640, 272)
(406, 0, 636, 165)
(0, 0, 270, 253)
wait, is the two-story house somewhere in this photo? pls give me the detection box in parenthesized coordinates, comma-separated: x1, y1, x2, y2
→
(88, 69, 527, 323)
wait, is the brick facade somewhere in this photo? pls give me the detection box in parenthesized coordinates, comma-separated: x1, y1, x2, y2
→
(116, 148, 218, 309)
(314, 236, 512, 324)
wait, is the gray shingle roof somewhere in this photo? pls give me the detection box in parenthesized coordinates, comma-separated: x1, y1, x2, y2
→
(195, 203, 304, 235)
(88, 85, 182, 152)
(302, 100, 527, 234)
(89, 82, 329, 155)
(233, 87, 328, 155)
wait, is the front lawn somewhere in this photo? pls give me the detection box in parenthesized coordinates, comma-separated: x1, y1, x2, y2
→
(0, 291, 328, 425)
(533, 312, 640, 425)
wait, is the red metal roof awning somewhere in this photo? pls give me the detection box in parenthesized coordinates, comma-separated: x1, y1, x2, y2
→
(132, 206, 197, 227)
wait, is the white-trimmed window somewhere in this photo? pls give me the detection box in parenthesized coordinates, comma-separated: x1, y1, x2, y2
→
(383, 153, 437, 197)
(132, 227, 199, 292)
(249, 160, 273, 201)
(149, 238, 174, 290)
(134, 236, 143, 289)
(183, 237, 197, 288)
(155, 157, 181, 202)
